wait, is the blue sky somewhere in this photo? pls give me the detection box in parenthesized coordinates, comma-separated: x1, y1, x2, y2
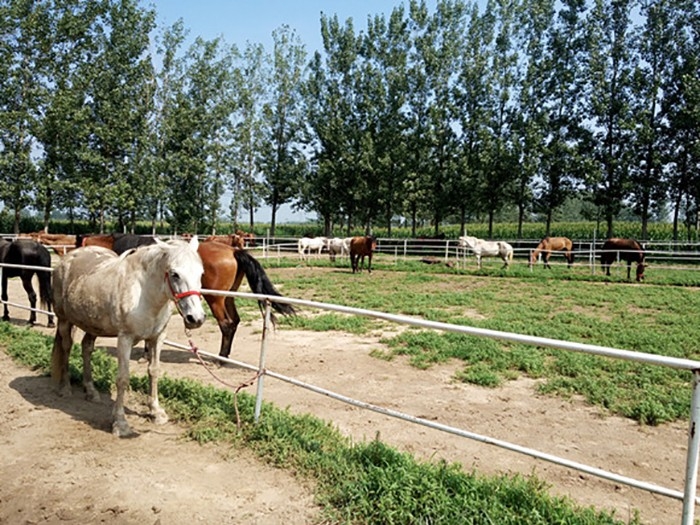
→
(148, 1, 437, 57)
(145, 1, 439, 224)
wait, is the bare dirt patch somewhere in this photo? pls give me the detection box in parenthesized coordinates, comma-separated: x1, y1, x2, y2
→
(0, 272, 693, 524)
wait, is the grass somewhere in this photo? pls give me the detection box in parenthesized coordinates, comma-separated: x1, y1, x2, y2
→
(262, 255, 700, 425)
(0, 321, 637, 524)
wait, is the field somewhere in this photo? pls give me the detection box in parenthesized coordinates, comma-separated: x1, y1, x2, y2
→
(1, 251, 698, 524)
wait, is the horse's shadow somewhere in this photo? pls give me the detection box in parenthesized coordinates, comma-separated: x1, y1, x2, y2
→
(9, 375, 121, 435)
(98, 344, 195, 365)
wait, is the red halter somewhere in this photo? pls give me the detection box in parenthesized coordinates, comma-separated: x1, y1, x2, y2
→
(165, 272, 202, 302)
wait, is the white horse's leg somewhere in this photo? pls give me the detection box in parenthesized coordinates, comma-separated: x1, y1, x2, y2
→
(112, 335, 135, 437)
(51, 319, 74, 397)
(80, 333, 100, 402)
(146, 333, 168, 425)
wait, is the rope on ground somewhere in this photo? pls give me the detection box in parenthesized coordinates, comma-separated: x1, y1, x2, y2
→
(187, 339, 261, 429)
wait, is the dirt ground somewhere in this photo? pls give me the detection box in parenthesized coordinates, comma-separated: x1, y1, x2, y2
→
(0, 267, 694, 524)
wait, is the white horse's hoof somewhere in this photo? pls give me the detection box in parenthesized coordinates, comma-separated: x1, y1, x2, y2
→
(56, 384, 72, 398)
(112, 420, 135, 438)
(152, 409, 169, 425)
(84, 387, 101, 402)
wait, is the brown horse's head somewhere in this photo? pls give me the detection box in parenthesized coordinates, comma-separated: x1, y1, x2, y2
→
(636, 262, 646, 281)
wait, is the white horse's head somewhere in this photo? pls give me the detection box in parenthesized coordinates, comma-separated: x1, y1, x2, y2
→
(458, 236, 477, 248)
(162, 238, 205, 329)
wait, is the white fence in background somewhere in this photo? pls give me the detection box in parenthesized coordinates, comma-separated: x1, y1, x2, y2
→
(1, 260, 700, 524)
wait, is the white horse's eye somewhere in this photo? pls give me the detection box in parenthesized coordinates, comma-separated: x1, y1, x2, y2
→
(171, 272, 180, 281)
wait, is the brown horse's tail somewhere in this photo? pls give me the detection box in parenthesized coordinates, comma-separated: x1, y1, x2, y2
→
(233, 250, 296, 324)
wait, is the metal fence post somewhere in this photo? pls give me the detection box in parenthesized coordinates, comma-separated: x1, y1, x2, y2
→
(253, 300, 272, 423)
(682, 370, 700, 524)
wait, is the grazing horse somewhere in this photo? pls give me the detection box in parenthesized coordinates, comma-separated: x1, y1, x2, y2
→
(51, 237, 205, 437)
(458, 236, 513, 270)
(530, 236, 574, 269)
(328, 237, 350, 262)
(298, 236, 327, 260)
(0, 239, 54, 326)
(350, 236, 377, 273)
(197, 241, 296, 358)
(601, 238, 646, 281)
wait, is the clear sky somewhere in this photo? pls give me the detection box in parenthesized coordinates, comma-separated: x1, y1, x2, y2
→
(145, 0, 438, 224)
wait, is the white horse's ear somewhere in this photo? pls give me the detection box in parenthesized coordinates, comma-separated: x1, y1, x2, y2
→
(155, 237, 167, 246)
(189, 235, 199, 251)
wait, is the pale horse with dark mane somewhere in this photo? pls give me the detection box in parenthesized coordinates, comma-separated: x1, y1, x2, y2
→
(458, 236, 514, 269)
(50, 237, 206, 437)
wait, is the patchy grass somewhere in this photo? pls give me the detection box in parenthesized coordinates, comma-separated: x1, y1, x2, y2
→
(0, 322, 637, 525)
(265, 264, 700, 425)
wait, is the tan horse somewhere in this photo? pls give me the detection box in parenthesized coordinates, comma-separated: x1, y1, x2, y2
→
(529, 237, 574, 269)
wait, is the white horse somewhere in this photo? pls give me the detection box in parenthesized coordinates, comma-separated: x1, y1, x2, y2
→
(328, 237, 350, 262)
(458, 235, 514, 269)
(298, 236, 327, 260)
(50, 237, 205, 437)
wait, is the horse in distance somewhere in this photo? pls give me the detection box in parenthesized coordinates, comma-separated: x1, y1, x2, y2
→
(328, 237, 350, 262)
(51, 237, 206, 437)
(0, 238, 54, 326)
(298, 236, 327, 261)
(350, 236, 377, 273)
(529, 236, 574, 269)
(458, 236, 513, 270)
(76, 233, 157, 254)
(600, 238, 646, 281)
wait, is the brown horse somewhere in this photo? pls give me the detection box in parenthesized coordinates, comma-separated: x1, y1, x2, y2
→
(530, 236, 574, 269)
(203, 234, 245, 249)
(350, 236, 377, 273)
(601, 238, 646, 281)
(198, 242, 295, 358)
(76, 233, 156, 254)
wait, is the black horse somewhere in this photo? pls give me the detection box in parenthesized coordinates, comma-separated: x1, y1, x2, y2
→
(600, 238, 646, 281)
(0, 238, 54, 326)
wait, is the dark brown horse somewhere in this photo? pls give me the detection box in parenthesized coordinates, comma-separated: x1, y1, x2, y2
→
(76, 233, 156, 254)
(0, 239, 54, 326)
(601, 238, 646, 281)
(530, 236, 574, 269)
(198, 242, 295, 358)
(350, 236, 377, 273)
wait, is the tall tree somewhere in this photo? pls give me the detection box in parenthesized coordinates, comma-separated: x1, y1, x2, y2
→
(259, 25, 307, 236)
(628, 0, 674, 240)
(584, 0, 636, 238)
(0, 0, 51, 233)
(229, 42, 267, 231)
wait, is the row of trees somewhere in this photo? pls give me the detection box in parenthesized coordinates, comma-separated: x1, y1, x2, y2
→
(1, 0, 699, 240)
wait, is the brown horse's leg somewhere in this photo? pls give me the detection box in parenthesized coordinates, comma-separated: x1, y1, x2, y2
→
(80, 333, 100, 402)
(221, 296, 241, 358)
(20, 273, 37, 324)
(204, 295, 237, 359)
(367, 253, 373, 273)
(544, 252, 551, 270)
